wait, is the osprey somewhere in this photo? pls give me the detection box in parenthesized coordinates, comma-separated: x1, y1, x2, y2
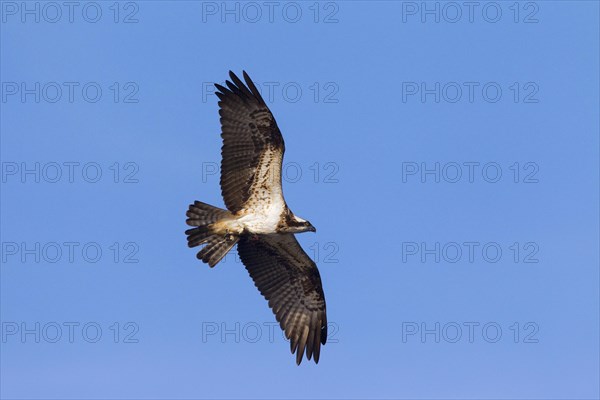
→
(185, 71, 328, 365)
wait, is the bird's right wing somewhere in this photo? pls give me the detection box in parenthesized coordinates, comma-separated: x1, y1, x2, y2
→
(237, 234, 328, 364)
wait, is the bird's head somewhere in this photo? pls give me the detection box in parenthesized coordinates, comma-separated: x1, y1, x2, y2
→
(281, 212, 316, 233)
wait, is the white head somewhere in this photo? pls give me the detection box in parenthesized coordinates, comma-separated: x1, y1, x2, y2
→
(279, 211, 316, 233)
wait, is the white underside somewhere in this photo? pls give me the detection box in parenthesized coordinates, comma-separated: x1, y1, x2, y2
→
(236, 207, 283, 234)
(216, 201, 284, 235)
(221, 147, 287, 235)
(236, 147, 286, 234)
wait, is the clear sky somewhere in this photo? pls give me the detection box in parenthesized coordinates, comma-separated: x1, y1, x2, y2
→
(1, 1, 599, 399)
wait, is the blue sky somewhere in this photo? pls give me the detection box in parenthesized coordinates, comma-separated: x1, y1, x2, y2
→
(1, 1, 598, 399)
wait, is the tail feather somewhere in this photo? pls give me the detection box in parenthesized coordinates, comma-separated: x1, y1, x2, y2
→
(185, 201, 239, 268)
(185, 227, 212, 247)
(197, 235, 238, 267)
(186, 201, 230, 226)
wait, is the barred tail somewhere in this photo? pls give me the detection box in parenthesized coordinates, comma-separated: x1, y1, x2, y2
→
(185, 201, 239, 267)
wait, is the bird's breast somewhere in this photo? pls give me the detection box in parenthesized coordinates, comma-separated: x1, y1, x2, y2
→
(236, 202, 285, 234)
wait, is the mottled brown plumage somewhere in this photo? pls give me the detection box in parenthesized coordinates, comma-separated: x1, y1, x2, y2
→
(215, 71, 284, 214)
(186, 71, 328, 364)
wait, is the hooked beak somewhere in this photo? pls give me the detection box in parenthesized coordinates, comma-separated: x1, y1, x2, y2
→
(308, 224, 316, 233)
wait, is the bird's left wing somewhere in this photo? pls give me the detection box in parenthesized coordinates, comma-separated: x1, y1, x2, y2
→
(215, 71, 286, 214)
(237, 234, 328, 365)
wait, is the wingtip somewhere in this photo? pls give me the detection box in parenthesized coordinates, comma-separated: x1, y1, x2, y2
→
(313, 342, 321, 364)
(214, 83, 229, 95)
(242, 70, 254, 89)
(296, 348, 304, 365)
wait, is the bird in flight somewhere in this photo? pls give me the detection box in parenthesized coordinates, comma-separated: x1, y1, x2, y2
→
(185, 71, 328, 365)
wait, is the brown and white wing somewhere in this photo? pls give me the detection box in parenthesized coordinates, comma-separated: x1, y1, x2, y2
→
(237, 234, 328, 365)
(215, 71, 285, 213)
